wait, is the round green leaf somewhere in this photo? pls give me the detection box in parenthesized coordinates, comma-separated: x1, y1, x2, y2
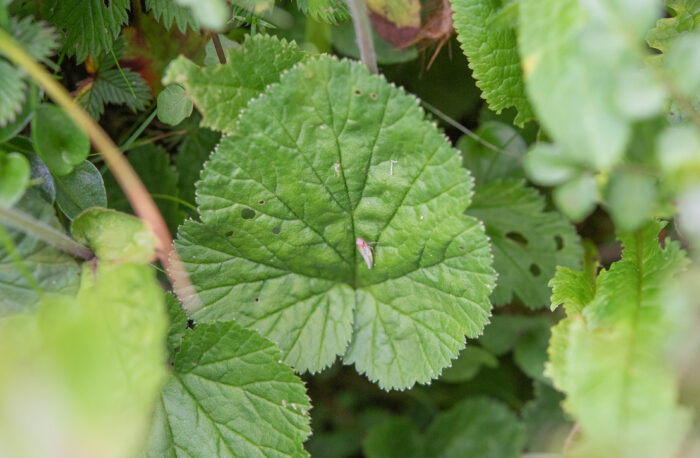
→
(54, 160, 107, 219)
(31, 103, 90, 176)
(553, 174, 598, 222)
(604, 171, 657, 232)
(0, 152, 30, 207)
(156, 84, 193, 126)
(524, 142, 581, 186)
(175, 57, 496, 390)
(71, 208, 156, 263)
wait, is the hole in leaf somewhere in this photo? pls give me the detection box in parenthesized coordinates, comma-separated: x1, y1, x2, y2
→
(554, 235, 564, 250)
(103, 0, 110, 6)
(271, 226, 281, 235)
(459, 246, 465, 250)
(186, 319, 195, 329)
(255, 297, 259, 302)
(241, 208, 255, 220)
(354, 89, 362, 96)
(370, 92, 378, 100)
(259, 199, 265, 205)
(224, 230, 234, 237)
(506, 232, 528, 246)
(529, 264, 541, 277)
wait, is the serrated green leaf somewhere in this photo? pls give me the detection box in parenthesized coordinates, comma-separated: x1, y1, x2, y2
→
(49, 0, 130, 62)
(144, 320, 311, 457)
(647, 0, 700, 55)
(175, 57, 496, 390)
(467, 180, 582, 308)
(457, 121, 526, 187)
(296, 0, 350, 24)
(0, 86, 34, 142)
(164, 292, 187, 357)
(54, 160, 107, 220)
(174, 116, 220, 205)
(146, 0, 199, 33)
(0, 261, 166, 457)
(76, 67, 152, 120)
(71, 208, 156, 263)
(157, 84, 193, 125)
(546, 222, 692, 458)
(451, 0, 534, 126)
(163, 34, 306, 133)
(103, 144, 184, 234)
(31, 103, 90, 176)
(0, 189, 80, 315)
(9, 15, 60, 65)
(519, 0, 663, 171)
(363, 417, 418, 458)
(422, 397, 525, 457)
(0, 61, 27, 128)
(0, 151, 30, 207)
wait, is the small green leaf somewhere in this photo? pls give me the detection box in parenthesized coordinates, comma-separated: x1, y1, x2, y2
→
(468, 180, 583, 307)
(0, 151, 30, 207)
(31, 104, 90, 176)
(657, 124, 700, 190)
(54, 160, 107, 219)
(363, 417, 418, 458)
(553, 174, 598, 222)
(144, 321, 311, 457)
(604, 171, 657, 232)
(439, 346, 498, 383)
(50, 0, 130, 62)
(0, 261, 166, 457)
(76, 68, 152, 120)
(9, 15, 60, 65)
(296, 0, 350, 24)
(422, 397, 525, 458)
(451, 0, 534, 126)
(157, 84, 193, 126)
(71, 208, 156, 263)
(0, 190, 81, 315)
(176, 57, 496, 390)
(173, 0, 230, 31)
(0, 62, 27, 128)
(647, 0, 700, 55)
(524, 142, 583, 186)
(163, 34, 306, 133)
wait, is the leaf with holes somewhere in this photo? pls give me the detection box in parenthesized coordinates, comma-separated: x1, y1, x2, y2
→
(451, 0, 534, 126)
(144, 321, 311, 457)
(467, 180, 582, 308)
(163, 34, 306, 133)
(175, 56, 496, 390)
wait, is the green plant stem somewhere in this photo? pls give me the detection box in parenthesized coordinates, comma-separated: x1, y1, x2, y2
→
(119, 108, 157, 152)
(151, 193, 197, 212)
(347, 0, 377, 74)
(211, 33, 227, 64)
(0, 29, 201, 313)
(0, 205, 94, 260)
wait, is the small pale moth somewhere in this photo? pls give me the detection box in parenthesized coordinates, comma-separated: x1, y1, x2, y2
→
(356, 237, 373, 269)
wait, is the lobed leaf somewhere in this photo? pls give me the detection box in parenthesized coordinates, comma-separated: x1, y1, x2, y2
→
(175, 56, 496, 390)
(163, 34, 306, 133)
(146, 0, 199, 33)
(647, 0, 700, 55)
(76, 68, 152, 120)
(451, 0, 534, 126)
(144, 321, 311, 457)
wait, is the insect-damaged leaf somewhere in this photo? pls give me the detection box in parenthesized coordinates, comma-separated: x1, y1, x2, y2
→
(175, 56, 496, 390)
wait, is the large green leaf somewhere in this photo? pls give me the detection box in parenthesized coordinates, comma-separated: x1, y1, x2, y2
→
(422, 397, 525, 457)
(0, 190, 80, 315)
(48, 0, 130, 62)
(0, 261, 166, 457)
(175, 56, 496, 390)
(519, 0, 665, 171)
(451, 0, 534, 126)
(144, 321, 311, 457)
(467, 180, 582, 307)
(545, 222, 691, 457)
(31, 104, 90, 176)
(647, 0, 700, 55)
(163, 34, 306, 133)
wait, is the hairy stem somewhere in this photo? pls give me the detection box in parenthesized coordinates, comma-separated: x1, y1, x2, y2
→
(211, 33, 227, 64)
(0, 29, 201, 312)
(347, 0, 378, 74)
(0, 205, 94, 260)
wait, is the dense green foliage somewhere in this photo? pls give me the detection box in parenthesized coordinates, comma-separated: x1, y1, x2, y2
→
(1, 0, 699, 457)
